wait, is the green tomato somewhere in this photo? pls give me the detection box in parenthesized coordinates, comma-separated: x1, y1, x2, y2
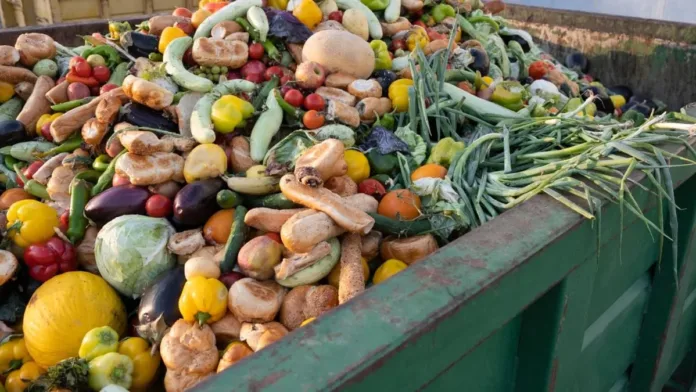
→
(86, 54, 106, 68)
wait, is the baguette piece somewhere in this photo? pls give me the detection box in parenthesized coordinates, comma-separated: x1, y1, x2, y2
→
(16, 76, 54, 134)
(244, 208, 308, 233)
(293, 139, 347, 187)
(338, 233, 364, 304)
(50, 88, 126, 143)
(0, 65, 37, 84)
(192, 38, 248, 68)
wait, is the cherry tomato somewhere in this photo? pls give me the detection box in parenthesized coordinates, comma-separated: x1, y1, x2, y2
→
(248, 43, 265, 60)
(358, 179, 387, 200)
(265, 232, 282, 244)
(70, 57, 92, 78)
(59, 210, 70, 233)
(100, 83, 118, 95)
(17, 161, 43, 187)
(303, 93, 325, 111)
(284, 89, 304, 107)
(280, 75, 293, 85)
(146, 194, 173, 217)
(264, 66, 285, 81)
(112, 174, 130, 187)
(303, 110, 325, 129)
(173, 7, 193, 17)
(328, 11, 343, 23)
(390, 39, 406, 51)
(92, 66, 111, 84)
(41, 122, 53, 141)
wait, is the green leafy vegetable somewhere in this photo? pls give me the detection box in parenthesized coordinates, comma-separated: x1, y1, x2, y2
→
(395, 127, 427, 165)
(81, 45, 122, 69)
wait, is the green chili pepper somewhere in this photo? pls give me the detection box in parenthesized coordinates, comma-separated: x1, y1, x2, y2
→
(370, 40, 392, 71)
(253, 75, 279, 111)
(93, 154, 111, 171)
(3, 155, 19, 169)
(68, 178, 90, 244)
(468, 15, 500, 32)
(361, 0, 388, 11)
(38, 134, 84, 158)
(91, 150, 125, 197)
(431, 4, 455, 23)
(51, 97, 95, 112)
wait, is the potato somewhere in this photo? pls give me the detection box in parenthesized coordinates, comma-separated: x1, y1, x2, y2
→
(341, 9, 369, 41)
(302, 30, 375, 79)
(67, 82, 90, 101)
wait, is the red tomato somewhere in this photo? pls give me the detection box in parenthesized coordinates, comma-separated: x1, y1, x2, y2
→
(265, 232, 282, 244)
(92, 66, 111, 84)
(100, 83, 118, 95)
(112, 174, 130, 187)
(17, 161, 43, 187)
(328, 11, 343, 23)
(390, 39, 406, 51)
(40, 122, 53, 141)
(70, 57, 92, 78)
(264, 66, 285, 81)
(358, 179, 387, 200)
(203, 1, 228, 13)
(146, 194, 173, 217)
(280, 75, 293, 85)
(303, 110, 325, 129)
(303, 93, 325, 111)
(173, 7, 193, 17)
(248, 43, 265, 60)
(529, 60, 552, 80)
(284, 89, 304, 107)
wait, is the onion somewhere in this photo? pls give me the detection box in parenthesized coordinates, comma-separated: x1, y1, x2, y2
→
(228, 278, 285, 323)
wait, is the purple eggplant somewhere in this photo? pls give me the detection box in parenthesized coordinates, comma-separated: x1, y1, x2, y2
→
(173, 179, 223, 228)
(85, 184, 150, 225)
(136, 267, 186, 346)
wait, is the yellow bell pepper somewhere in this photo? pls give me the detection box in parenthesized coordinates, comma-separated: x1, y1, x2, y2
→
(158, 26, 188, 54)
(88, 352, 133, 391)
(35, 113, 62, 136)
(118, 337, 161, 391)
(373, 259, 408, 284)
(183, 144, 228, 183)
(293, 0, 322, 29)
(178, 276, 228, 326)
(388, 79, 414, 113)
(6, 200, 59, 248)
(211, 96, 245, 133)
(0, 338, 31, 375)
(344, 150, 370, 183)
(4, 361, 44, 392)
(406, 26, 429, 52)
(79, 326, 119, 361)
(0, 82, 14, 104)
(268, 0, 288, 9)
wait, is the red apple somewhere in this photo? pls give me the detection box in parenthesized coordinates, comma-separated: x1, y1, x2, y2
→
(295, 61, 326, 90)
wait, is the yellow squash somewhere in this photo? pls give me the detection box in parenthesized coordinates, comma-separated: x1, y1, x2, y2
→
(23, 272, 127, 368)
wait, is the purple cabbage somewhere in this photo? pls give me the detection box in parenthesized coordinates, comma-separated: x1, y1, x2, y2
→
(359, 126, 410, 155)
(264, 8, 313, 43)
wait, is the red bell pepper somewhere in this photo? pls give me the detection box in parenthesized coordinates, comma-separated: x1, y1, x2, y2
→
(528, 60, 555, 81)
(66, 71, 100, 87)
(23, 236, 77, 282)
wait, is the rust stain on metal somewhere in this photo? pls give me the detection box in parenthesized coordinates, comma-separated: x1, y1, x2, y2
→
(463, 259, 487, 269)
(248, 371, 289, 391)
(548, 359, 559, 392)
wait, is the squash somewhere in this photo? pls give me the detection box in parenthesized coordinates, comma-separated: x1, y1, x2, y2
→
(23, 271, 127, 368)
(302, 30, 375, 79)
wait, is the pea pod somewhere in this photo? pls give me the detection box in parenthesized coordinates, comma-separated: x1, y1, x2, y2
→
(51, 97, 95, 112)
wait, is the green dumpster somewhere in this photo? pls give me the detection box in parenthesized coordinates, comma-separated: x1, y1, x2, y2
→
(185, 5, 695, 392)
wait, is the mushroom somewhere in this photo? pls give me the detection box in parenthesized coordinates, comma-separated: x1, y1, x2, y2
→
(379, 17, 412, 37)
(0, 250, 18, 286)
(168, 229, 206, 256)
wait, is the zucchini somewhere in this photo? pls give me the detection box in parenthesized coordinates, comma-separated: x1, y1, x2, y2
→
(194, 0, 264, 39)
(369, 213, 433, 237)
(335, 0, 383, 39)
(244, 192, 297, 209)
(246, 6, 269, 42)
(108, 62, 130, 86)
(221, 206, 248, 273)
(249, 89, 283, 162)
(163, 36, 213, 93)
(276, 237, 341, 287)
(0, 98, 24, 123)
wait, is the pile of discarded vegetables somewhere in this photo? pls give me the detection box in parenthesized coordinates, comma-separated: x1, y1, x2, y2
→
(0, 0, 694, 390)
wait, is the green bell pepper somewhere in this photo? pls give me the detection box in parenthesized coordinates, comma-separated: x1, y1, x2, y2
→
(431, 4, 455, 23)
(370, 40, 392, 71)
(374, 113, 395, 130)
(361, 0, 388, 11)
(88, 352, 134, 391)
(490, 81, 527, 111)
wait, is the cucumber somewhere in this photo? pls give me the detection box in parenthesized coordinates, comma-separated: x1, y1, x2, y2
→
(0, 98, 23, 122)
(244, 193, 297, 209)
(217, 189, 242, 209)
(108, 62, 130, 86)
(276, 237, 341, 287)
(164, 36, 214, 93)
(369, 213, 433, 237)
(194, 0, 264, 39)
(221, 206, 248, 273)
(246, 6, 269, 42)
(335, 0, 383, 39)
(249, 90, 283, 162)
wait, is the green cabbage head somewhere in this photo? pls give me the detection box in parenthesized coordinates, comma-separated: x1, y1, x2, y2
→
(95, 215, 176, 298)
